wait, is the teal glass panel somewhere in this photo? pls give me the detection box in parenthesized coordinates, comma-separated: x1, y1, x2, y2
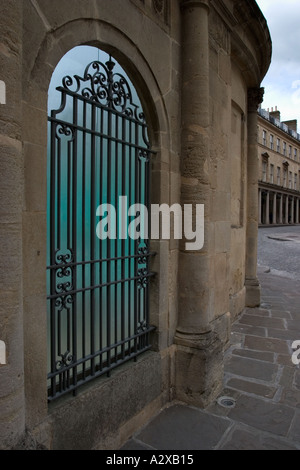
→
(46, 46, 153, 400)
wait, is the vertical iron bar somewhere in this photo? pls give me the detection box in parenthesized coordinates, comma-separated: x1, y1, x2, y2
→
(114, 113, 119, 361)
(66, 303, 70, 388)
(72, 97, 78, 394)
(67, 131, 72, 253)
(57, 133, 61, 249)
(67, 137, 72, 390)
(57, 134, 62, 393)
(121, 115, 126, 360)
(50, 117, 57, 399)
(128, 119, 132, 355)
(57, 308, 61, 359)
(99, 106, 104, 371)
(145, 144, 151, 348)
(107, 106, 112, 375)
(90, 101, 96, 376)
(134, 120, 139, 357)
(82, 99, 87, 380)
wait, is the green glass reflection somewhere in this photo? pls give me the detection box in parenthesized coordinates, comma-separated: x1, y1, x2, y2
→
(47, 46, 150, 394)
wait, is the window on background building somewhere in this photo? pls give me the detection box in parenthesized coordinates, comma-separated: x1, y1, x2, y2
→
(295, 174, 298, 190)
(277, 167, 281, 185)
(283, 142, 286, 156)
(289, 145, 292, 158)
(262, 160, 267, 182)
(270, 134, 273, 150)
(270, 164, 274, 184)
(277, 138, 280, 152)
(262, 130, 267, 146)
(289, 171, 292, 189)
(283, 168, 287, 187)
(295, 149, 298, 161)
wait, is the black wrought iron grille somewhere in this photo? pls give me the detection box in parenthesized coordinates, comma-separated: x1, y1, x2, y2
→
(47, 57, 156, 401)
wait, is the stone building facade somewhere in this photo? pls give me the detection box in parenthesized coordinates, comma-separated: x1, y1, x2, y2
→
(258, 107, 300, 225)
(0, 0, 271, 450)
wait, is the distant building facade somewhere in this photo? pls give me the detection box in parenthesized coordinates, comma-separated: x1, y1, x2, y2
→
(258, 108, 300, 225)
(0, 0, 271, 450)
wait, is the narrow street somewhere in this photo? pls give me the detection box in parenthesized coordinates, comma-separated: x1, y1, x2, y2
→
(258, 225, 300, 281)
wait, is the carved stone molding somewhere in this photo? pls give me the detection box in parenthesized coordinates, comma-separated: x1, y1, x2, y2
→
(248, 87, 264, 113)
(209, 7, 230, 53)
(180, 0, 210, 11)
(153, 0, 164, 14)
(152, 0, 169, 25)
(130, 0, 169, 26)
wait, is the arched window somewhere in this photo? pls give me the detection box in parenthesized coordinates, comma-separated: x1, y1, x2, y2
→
(47, 46, 155, 401)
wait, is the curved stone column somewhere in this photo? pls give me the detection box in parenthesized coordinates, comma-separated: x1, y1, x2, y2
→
(245, 88, 264, 307)
(175, 0, 223, 408)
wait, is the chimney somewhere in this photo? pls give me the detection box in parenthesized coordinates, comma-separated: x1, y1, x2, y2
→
(269, 107, 281, 121)
(282, 119, 298, 132)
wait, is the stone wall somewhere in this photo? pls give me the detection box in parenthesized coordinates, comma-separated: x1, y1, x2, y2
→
(0, 0, 25, 450)
(0, 0, 271, 449)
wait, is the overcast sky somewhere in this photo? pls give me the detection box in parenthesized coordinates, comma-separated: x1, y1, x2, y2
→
(256, 0, 300, 130)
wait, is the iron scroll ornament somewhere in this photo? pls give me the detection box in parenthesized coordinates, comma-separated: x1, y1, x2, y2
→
(59, 58, 146, 124)
(54, 250, 74, 312)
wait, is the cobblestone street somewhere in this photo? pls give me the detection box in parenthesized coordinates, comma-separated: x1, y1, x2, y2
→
(258, 225, 300, 280)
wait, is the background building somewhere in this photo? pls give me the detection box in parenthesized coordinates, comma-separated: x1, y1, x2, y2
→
(258, 107, 300, 225)
(0, 0, 271, 449)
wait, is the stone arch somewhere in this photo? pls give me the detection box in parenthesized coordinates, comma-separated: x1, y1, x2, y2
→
(28, 18, 169, 148)
(22, 17, 170, 423)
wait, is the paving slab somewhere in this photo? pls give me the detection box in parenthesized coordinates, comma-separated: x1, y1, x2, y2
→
(290, 312, 300, 321)
(280, 388, 300, 408)
(261, 437, 300, 450)
(267, 328, 297, 341)
(219, 425, 299, 450)
(243, 307, 270, 317)
(277, 354, 295, 367)
(288, 411, 300, 442)
(287, 320, 300, 332)
(121, 439, 152, 450)
(129, 404, 231, 450)
(244, 335, 290, 354)
(294, 370, 300, 389)
(279, 367, 295, 388)
(228, 395, 295, 437)
(225, 355, 278, 382)
(240, 314, 285, 329)
(231, 324, 266, 337)
(226, 377, 276, 398)
(231, 348, 274, 363)
(219, 427, 266, 450)
(271, 311, 292, 319)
